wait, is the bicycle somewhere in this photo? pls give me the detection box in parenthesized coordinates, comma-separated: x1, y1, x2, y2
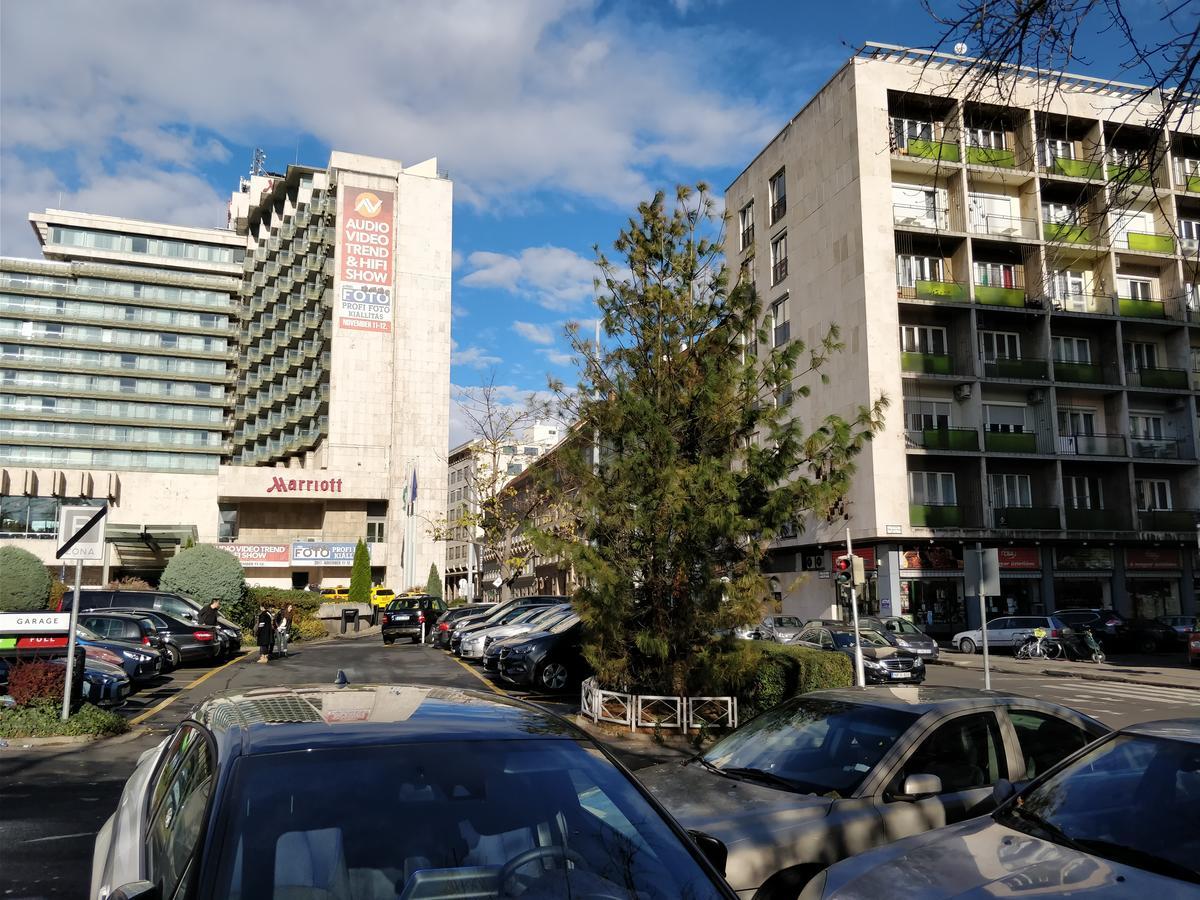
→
(1015, 628, 1062, 660)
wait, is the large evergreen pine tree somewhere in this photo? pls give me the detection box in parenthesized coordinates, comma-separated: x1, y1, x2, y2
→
(426, 563, 443, 598)
(348, 539, 371, 606)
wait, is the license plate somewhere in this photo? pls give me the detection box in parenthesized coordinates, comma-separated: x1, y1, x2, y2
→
(916, 648, 932, 655)
(394, 615, 411, 622)
(891, 671, 912, 679)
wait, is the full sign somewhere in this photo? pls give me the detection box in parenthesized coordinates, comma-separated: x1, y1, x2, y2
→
(56, 504, 107, 561)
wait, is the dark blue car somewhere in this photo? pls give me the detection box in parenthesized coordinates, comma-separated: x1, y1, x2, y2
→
(75, 624, 162, 683)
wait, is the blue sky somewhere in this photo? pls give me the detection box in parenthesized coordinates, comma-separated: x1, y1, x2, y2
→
(0, 0, 1183, 442)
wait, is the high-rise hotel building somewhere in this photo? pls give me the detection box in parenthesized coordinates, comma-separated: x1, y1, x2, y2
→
(0, 151, 451, 589)
(730, 43, 1200, 634)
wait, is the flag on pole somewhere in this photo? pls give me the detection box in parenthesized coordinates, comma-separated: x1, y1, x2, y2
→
(409, 469, 418, 515)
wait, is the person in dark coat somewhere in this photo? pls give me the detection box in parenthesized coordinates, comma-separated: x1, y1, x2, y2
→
(198, 599, 220, 627)
(255, 605, 275, 663)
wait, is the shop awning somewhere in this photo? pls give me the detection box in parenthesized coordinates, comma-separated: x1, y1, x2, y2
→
(106, 524, 199, 570)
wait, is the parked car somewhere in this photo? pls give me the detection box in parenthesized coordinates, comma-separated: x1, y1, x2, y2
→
(368, 586, 396, 610)
(78, 612, 175, 671)
(792, 624, 926, 684)
(75, 625, 162, 683)
(1189, 630, 1200, 666)
(860, 615, 940, 659)
(51, 656, 130, 708)
(459, 603, 571, 661)
(758, 615, 808, 643)
(451, 595, 567, 654)
(952, 615, 1071, 655)
(482, 606, 576, 672)
(62, 589, 241, 658)
(498, 613, 587, 691)
(106, 608, 221, 667)
(638, 686, 1108, 899)
(90, 683, 737, 900)
(380, 595, 447, 644)
(1158, 615, 1197, 645)
(805, 717, 1200, 899)
(319, 586, 348, 602)
(431, 603, 491, 650)
(1055, 607, 1175, 654)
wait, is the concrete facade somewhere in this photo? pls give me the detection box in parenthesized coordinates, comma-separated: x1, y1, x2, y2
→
(729, 44, 1200, 634)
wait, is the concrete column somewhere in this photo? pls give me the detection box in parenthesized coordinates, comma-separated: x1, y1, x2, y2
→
(1181, 549, 1196, 617)
(1111, 548, 1129, 614)
(1040, 545, 1057, 613)
(877, 545, 902, 617)
(100, 540, 111, 587)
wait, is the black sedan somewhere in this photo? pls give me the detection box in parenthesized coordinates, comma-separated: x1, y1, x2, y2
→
(75, 625, 162, 683)
(107, 607, 221, 667)
(91, 683, 737, 900)
(78, 612, 176, 671)
(498, 613, 589, 691)
(432, 603, 491, 649)
(792, 624, 926, 684)
(381, 595, 447, 644)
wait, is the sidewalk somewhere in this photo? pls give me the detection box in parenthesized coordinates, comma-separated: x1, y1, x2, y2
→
(933, 651, 1200, 692)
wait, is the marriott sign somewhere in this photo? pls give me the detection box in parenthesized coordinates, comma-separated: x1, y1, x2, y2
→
(266, 476, 344, 495)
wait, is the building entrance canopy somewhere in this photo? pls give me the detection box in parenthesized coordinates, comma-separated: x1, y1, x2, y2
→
(106, 524, 198, 570)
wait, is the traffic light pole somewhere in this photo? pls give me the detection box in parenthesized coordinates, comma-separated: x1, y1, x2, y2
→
(846, 529, 865, 688)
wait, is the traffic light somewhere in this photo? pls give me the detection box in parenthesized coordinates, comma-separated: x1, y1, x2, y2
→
(834, 555, 853, 586)
(851, 555, 866, 588)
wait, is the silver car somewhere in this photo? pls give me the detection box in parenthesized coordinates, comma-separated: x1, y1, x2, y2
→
(637, 687, 1107, 899)
(862, 616, 940, 660)
(805, 718, 1200, 899)
(952, 615, 1070, 654)
(758, 615, 808, 643)
(458, 603, 571, 660)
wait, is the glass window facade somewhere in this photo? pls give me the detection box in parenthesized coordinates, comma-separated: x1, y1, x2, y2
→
(0, 495, 106, 538)
(0, 419, 222, 448)
(0, 344, 226, 376)
(0, 293, 229, 329)
(48, 227, 244, 265)
(0, 444, 218, 473)
(0, 393, 222, 424)
(0, 319, 228, 352)
(0, 368, 222, 399)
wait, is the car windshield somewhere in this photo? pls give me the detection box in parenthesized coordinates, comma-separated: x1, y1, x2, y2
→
(831, 630, 891, 649)
(888, 619, 923, 636)
(389, 598, 429, 611)
(774, 617, 804, 628)
(701, 698, 919, 797)
(996, 733, 1200, 883)
(212, 740, 726, 900)
(548, 614, 580, 634)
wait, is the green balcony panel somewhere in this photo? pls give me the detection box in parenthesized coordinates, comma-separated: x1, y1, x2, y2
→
(1054, 361, 1105, 384)
(1184, 174, 1200, 193)
(1065, 508, 1126, 530)
(995, 507, 1060, 529)
(1043, 222, 1092, 243)
(1118, 297, 1166, 318)
(984, 431, 1038, 453)
(1137, 368, 1189, 389)
(901, 352, 953, 375)
(974, 285, 1026, 307)
(967, 146, 1016, 167)
(1139, 510, 1198, 531)
(907, 138, 961, 162)
(909, 504, 962, 527)
(1126, 232, 1174, 254)
(986, 358, 1048, 380)
(1107, 164, 1153, 185)
(915, 279, 968, 302)
(921, 428, 979, 451)
(1054, 158, 1103, 179)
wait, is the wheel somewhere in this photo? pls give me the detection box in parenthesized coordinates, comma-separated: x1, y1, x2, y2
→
(1093, 651, 1106, 664)
(958, 638, 977, 655)
(1136, 635, 1157, 654)
(1044, 641, 1063, 660)
(163, 644, 181, 669)
(538, 661, 570, 691)
(1015, 642, 1031, 660)
(384, 637, 395, 645)
(411, 635, 420, 644)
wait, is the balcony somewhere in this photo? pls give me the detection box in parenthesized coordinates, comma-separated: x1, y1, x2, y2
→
(1130, 437, 1181, 459)
(900, 278, 968, 303)
(1107, 163, 1153, 186)
(1127, 366, 1189, 390)
(771, 259, 788, 284)
(1051, 294, 1114, 315)
(906, 139, 961, 163)
(1121, 232, 1175, 254)
(1048, 157, 1104, 180)
(966, 145, 1016, 168)
(1043, 221, 1093, 243)
(1065, 507, 1127, 530)
(1139, 509, 1200, 531)
(982, 356, 1048, 380)
(740, 226, 754, 250)
(901, 352, 953, 375)
(905, 427, 979, 451)
(1176, 170, 1200, 192)
(773, 320, 791, 347)
(984, 431, 1038, 453)
(909, 504, 962, 527)
(770, 198, 786, 224)
(1057, 433, 1127, 456)
(974, 284, 1026, 307)
(970, 214, 1038, 240)
(994, 507, 1060, 529)
(1117, 297, 1166, 319)
(893, 204, 949, 230)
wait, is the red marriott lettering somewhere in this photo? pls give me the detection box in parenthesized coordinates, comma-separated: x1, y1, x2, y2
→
(267, 477, 344, 494)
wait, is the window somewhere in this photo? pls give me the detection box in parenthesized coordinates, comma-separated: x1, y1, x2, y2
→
(500, 445, 516, 454)
(770, 232, 788, 284)
(524, 446, 539, 456)
(1042, 201, 1081, 226)
(1128, 412, 1164, 439)
(1008, 710, 1095, 780)
(967, 127, 1006, 149)
(768, 170, 786, 224)
(1064, 474, 1103, 509)
(217, 505, 238, 541)
(1179, 218, 1200, 247)
(891, 117, 934, 151)
(900, 324, 947, 355)
(892, 713, 1005, 796)
(1052, 336, 1091, 364)
(738, 202, 754, 250)
(1135, 478, 1172, 511)
(904, 399, 951, 430)
(1112, 209, 1152, 245)
(1051, 269, 1088, 305)
(1038, 137, 1075, 166)
(908, 471, 957, 505)
(1123, 341, 1158, 372)
(146, 727, 215, 900)
(990, 473, 1032, 508)
(506, 462, 522, 475)
(974, 261, 1017, 288)
(979, 331, 1021, 361)
(894, 184, 941, 226)
(984, 403, 1027, 434)
(896, 254, 943, 287)
(1118, 276, 1153, 300)
(969, 192, 1015, 232)
(366, 519, 386, 543)
(771, 298, 789, 346)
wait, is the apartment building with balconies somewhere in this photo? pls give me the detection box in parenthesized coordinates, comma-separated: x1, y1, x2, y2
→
(729, 42, 1200, 635)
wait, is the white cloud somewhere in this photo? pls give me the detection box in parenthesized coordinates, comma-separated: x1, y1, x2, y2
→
(512, 320, 557, 345)
(461, 246, 596, 311)
(538, 348, 576, 366)
(449, 381, 562, 445)
(450, 338, 501, 369)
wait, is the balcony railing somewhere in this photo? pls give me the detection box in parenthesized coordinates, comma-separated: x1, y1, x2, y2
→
(1046, 157, 1104, 180)
(1117, 297, 1166, 319)
(899, 278, 968, 303)
(983, 430, 1038, 453)
(1139, 509, 1200, 531)
(1176, 168, 1200, 192)
(906, 139, 961, 162)
(893, 203, 950, 230)
(970, 213, 1038, 239)
(1127, 366, 1189, 390)
(1057, 433, 1127, 456)
(1130, 437, 1181, 459)
(994, 507, 1060, 529)
(740, 226, 754, 250)
(1053, 360, 1111, 384)
(974, 284, 1026, 307)
(1107, 163, 1153, 186)
(966, 145, 1017, 168)
(1050, 293, 1114, 315)
(901, 351, 954, 375)
(771, 259, 788, 284)
(909, 503, 963, 527)
(1065, 507, 1127, 530)
(905, 427, 979, 451)
(1120, 232, 1175, 254)
(773, 320, 791, 347)
(982, 356, 1048, 380)
(1043, 221, 1094, 243)
(770, 198, 786, 224)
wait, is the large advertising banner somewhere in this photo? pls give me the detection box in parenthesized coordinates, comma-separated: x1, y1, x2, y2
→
(338, 188, 395, 333)
(291, 541, 357, 566)
(224, 543, 291, 568)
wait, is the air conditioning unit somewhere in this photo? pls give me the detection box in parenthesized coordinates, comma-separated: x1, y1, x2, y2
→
(954, 383, 973, 400)
(1027, 389, 1046, 404)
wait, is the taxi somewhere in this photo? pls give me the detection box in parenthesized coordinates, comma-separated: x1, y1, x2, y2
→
(369, 586, 396, 609)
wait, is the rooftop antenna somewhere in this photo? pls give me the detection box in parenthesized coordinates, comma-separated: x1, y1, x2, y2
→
(250, 147, 267, 178)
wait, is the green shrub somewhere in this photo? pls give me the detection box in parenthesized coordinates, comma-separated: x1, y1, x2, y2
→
(107, 576, 153, 591)
(690, 640, 853, 721)
(0, 701, 128, 739)
(7, 660, 66, 707)
(292, 615, 328, 642)
(249, 587, 323, 613)
(348, 540, 371, 605)
(0, 546, 52, 612)
(426, 564, 443, 599)
(160, 544, 248, 623)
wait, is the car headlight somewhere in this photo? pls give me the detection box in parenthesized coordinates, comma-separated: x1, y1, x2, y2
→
(121, 650, 148, 661)
(863, 658, 885, 669)
(895, 638, 910, 647)
(913, 656, 924, 666)
(508, 643, 533, 655)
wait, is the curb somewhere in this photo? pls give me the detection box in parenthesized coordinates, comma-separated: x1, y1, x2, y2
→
(0, 724, 152, 751)
(931, 656, 1200, 692)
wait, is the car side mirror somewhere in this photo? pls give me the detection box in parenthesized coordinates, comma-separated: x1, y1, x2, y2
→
(992, 778, 1016, 806)
(687, 830, 728, 877)
(900, 773, 942, 799)
(109, 882, 161, 900)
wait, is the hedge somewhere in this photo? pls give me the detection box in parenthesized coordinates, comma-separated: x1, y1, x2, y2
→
(0, 546, 52, 612)
(248, 587, 323, 613)
(160, 546, 247, 618)
(0, 701, 128, 739)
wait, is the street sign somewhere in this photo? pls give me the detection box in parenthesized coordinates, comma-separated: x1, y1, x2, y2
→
(965, 548, 1001, 597)
(0, 612, 70, 633)
(56, 505, 107, 561)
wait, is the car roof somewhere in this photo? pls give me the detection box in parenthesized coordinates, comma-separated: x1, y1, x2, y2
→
(1121, 719, 1200, 744)
(193, 683, 582, 757)
(805, 685, 1094, 716)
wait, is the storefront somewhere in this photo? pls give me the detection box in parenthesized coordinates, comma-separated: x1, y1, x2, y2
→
(1052, 545, 1113, 610)
(835, 547, 880, 619)
(993, 547, 1043, 618)
(898, 544, 965, 637)
(1125, 547, 1182, 618)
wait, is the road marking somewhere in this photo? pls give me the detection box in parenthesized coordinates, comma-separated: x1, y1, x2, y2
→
(1040, 682, 1199, 704)
(22, 831, 94, 844)
(127, 651, 252, 726)
(450, 654, 507, 696)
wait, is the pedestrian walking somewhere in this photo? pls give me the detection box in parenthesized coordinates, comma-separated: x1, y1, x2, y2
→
(255, 605, 275, 663)
(198, 598, 220, 627)
(276, 604, 294, 656)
